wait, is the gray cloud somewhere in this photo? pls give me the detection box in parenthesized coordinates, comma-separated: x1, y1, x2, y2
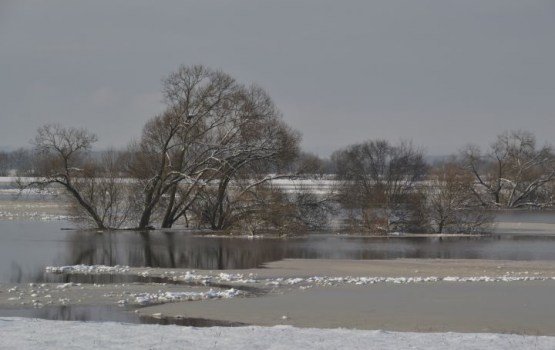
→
(1, 0, 554, 156)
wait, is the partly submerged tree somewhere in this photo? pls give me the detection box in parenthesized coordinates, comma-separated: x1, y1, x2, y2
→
(20, 65, 326, 233)
(217, 182, 332, 236)
(125, 64, 301, 230)
(333, 140, 428, 233)
(23, 125, 133, 229)
(122, 66, 239, 229)
(193, 86, 300, 231)
(67, 150, 134, 229)
(463, 130, 555, 208)
(428, 160, 491, 234)
(23, 124, 104, 228)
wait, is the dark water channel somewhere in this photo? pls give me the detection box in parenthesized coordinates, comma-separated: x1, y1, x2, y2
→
(0, 305, 247, 327)
(2, 219, 555, 283)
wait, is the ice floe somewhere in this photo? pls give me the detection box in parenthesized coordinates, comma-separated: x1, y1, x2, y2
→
(46, 265, 130, 274)
(45, 265, 555, 289)
(131, 288, 243, 306)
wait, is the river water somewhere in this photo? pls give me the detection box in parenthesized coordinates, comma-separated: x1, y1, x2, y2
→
(2, 208, 555, 326)
(2, 217, 555, 283)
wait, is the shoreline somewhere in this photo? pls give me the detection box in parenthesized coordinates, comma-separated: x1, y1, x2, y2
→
(139, 259, 555, 335)
(2, 258, 555, 335)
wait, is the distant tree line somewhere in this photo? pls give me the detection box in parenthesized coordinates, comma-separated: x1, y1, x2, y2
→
(5, 65, 555, 234)
(0, 148, 34, 176)
(332, 130, 555, 234)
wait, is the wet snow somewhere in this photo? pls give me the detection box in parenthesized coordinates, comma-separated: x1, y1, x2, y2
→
(1, 317, 555, 350)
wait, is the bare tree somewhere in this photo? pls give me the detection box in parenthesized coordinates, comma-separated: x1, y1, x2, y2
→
(23, 124, 107, 229)
(333, 140, 428, 233)
(196, 85, 300, 231)
(464, 130, 555, 208)
(67, 150, 134, 229)
(428, 160, 491, 233)
(124, 110, 196, 229)
(22, 125, 134, 229)
(22, 65, 304, 233)
(123, 65, 241, 229)
(193, 180, 332, 236)
(125, 64, 300, 230)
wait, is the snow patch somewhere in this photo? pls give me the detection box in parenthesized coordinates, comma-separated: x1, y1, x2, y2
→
(46, 265, 130, 274)
(45, 265, 555, 288)
(131, 288, 243, 306)
(1, 317, 555, 350)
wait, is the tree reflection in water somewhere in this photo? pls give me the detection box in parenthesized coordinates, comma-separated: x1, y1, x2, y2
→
(6, 222, 555, 284)
(0, 305, 250, 326)
(0, 305, 140, 323)
(65, 230, 288, 270)
(60, 230, 555, 271)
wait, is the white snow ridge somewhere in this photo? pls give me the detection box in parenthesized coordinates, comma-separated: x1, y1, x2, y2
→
(45, 265, 130, 274)
(132, 288, 243, 306)
(1, 317, 555, 350)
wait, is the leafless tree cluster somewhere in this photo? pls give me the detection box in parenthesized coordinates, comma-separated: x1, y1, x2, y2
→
(18, 62, 555, 236)
(331, 142, 490, 234)
(427, 160, 491, 233)
(25, 65, 332, 232)
(331, 130, 555, 234)
(123, 65, 302, 230)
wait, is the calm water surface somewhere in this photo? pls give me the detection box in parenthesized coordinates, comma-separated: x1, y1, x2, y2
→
(2, 219, 555, 283)
(2, 215, 555, 325)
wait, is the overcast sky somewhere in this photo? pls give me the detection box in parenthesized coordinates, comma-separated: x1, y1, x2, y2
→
(1, 1, 554, 157)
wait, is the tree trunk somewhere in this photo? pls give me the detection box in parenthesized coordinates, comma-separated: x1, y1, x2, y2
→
(65, 184, 106, 230)
(161, 186, 178, 228)
(139, 206, 154, 229)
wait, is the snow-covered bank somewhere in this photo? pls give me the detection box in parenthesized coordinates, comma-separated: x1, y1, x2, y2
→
(1, 317, 554, 350)
(3, 260, 555, 335)
(1, 281, 245, 309)
(44, 263, 555, 288)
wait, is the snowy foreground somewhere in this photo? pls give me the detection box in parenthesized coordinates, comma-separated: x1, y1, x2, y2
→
(1, 318, 555, 350)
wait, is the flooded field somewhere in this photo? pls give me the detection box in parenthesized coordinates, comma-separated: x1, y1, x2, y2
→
(2, 190, 555, 330)
(2, 219, 555, 283)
